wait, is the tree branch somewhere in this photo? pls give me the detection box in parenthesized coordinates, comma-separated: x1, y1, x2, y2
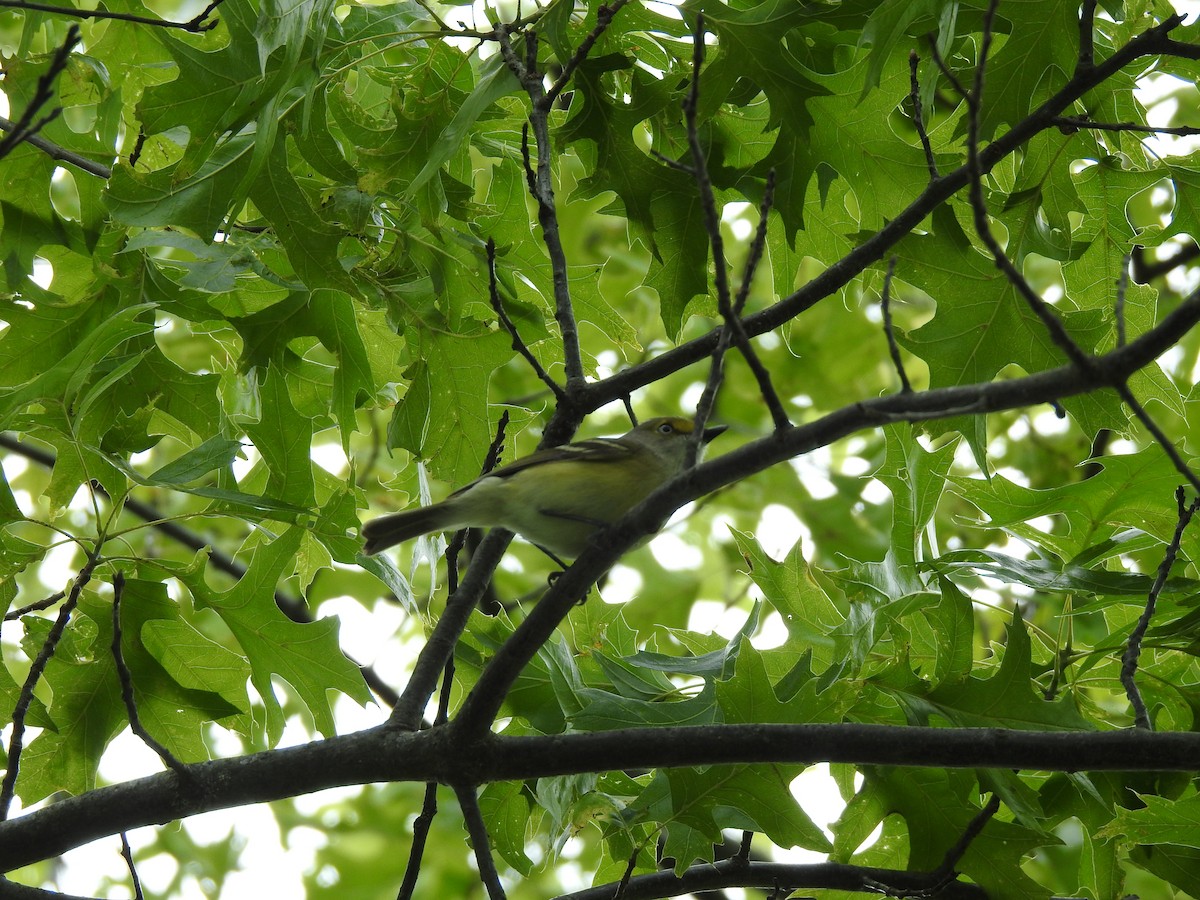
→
(909, 51, 939, 179)
(454, 283, 1200, 733)
(0, 114, 112, 178)
(0, 433, 400, 708)
(1121, 488, 1200, 729)
(560, 858, 988, 900)
(0, 25, 78, 163)
(494, 22, 586, 392)
(0, 547, 99, 819)
(10, 723, 1200, 875)
(0, 0, 223, 31)
(456, 784, 507, 900)
(880, 256, 912, 393)
(579, 12, 1189, 413)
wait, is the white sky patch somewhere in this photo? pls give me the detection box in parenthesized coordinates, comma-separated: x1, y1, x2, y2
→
(755, 503, 807, 559)
(311, 442, 349, 476)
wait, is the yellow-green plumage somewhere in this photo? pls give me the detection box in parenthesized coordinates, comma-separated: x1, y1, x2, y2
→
(361, 417, 724, 558)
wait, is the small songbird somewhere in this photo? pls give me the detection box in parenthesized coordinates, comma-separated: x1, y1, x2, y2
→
(361, 417, 726, 560)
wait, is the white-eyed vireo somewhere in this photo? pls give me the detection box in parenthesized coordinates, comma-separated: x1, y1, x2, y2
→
(362, 416, 726, 559)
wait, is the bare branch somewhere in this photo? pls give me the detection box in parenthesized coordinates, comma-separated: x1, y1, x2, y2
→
(397, 649, 460, 900)
(1078, 0, 1098, 72)
(488, 239, 564, 399)
(931, 794, 1002, 882)
(881, 256, 913, 393)
(0, 25, 79, 163)
(0, 548, 99, 819)
(679, 17, 789, 443)
(111, 572, 191, 778)
(543, 0, 632, 107)
(119, 832, 145, 900)
(1122, 488, 1200, 729)
(909, 51, 939, 179)
(0, 0, 223, 30)
(496, 26, 586, 390)
(4, 590, 66, 621)
(1054, 115, 1200, 137)
(14, 720, 1200, 873)
(927, 36, 970, 102)
(0, 114, 112, 177)
(456, 784, 507, 900)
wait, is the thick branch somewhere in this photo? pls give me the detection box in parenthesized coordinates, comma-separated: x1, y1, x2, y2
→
(456, 285, 1200, 730)
(556, 858, 987, 900)
(8, 723, 1200, 873)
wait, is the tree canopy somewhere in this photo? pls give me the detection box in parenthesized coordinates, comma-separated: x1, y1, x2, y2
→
(2, 0, 1200, 897)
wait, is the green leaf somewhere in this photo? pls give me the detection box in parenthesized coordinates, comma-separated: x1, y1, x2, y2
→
(1099, 789, 1200, 847)
(149, 436, 244, 485)
(387, 326, 512, 485)
(182, 526, 371, 743)
(925, 611, 1093, 731)
(479, 781, 534, 876)
(731, 530, 846, 669)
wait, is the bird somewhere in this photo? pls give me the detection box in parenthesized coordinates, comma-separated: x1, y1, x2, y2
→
(361, 416, 726, 560)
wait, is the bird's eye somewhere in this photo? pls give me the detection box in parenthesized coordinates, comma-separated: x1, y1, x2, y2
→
(658, 422, 675, 434)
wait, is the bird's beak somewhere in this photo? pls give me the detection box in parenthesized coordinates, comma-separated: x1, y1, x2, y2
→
(702, 424, 728, 444)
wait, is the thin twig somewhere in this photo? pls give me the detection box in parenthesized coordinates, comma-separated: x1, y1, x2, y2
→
(621, 396, 638, 427)
(396, 652, 459, 900)
(455, 784, 507, 900)
(0, 549, 99, 819)
(0, 0, 222, 30)
(927, 37, 970, 101)
(909, 51, 939, 179)
(396, 409, 499, 900)
(111, 572, 191, 778)
(963, 0, 1200, 497)
(731, 173, 791, 429)
(881, 256, 913, 393)
(682, 15, 788, 443)
(1053, 116, 1200, 137)
(487, 239, 564, 398)
(0, 25, 79, 163)
(1122, 487, 1200, 730)
(497, 26, 585, 390)
(734, 170, 775, 318)
(386, 414, 516, 729)
(932, 794, 1001, 881)
(119, 832, 145, 900)
(4, 590, 66, 621)
(1078, 0, 1098, 71)
(0, 432, 401, 707)
(650, 148, 694, 174)
(0, 114, 112, 177)
(543, 0, 631, 107)
(612, 846, 639, 900)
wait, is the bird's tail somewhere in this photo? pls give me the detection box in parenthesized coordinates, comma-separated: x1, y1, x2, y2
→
(361, 505, 459, 555)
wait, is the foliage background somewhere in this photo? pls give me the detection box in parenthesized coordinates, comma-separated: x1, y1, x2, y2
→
(2, 0, 1200, 897)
